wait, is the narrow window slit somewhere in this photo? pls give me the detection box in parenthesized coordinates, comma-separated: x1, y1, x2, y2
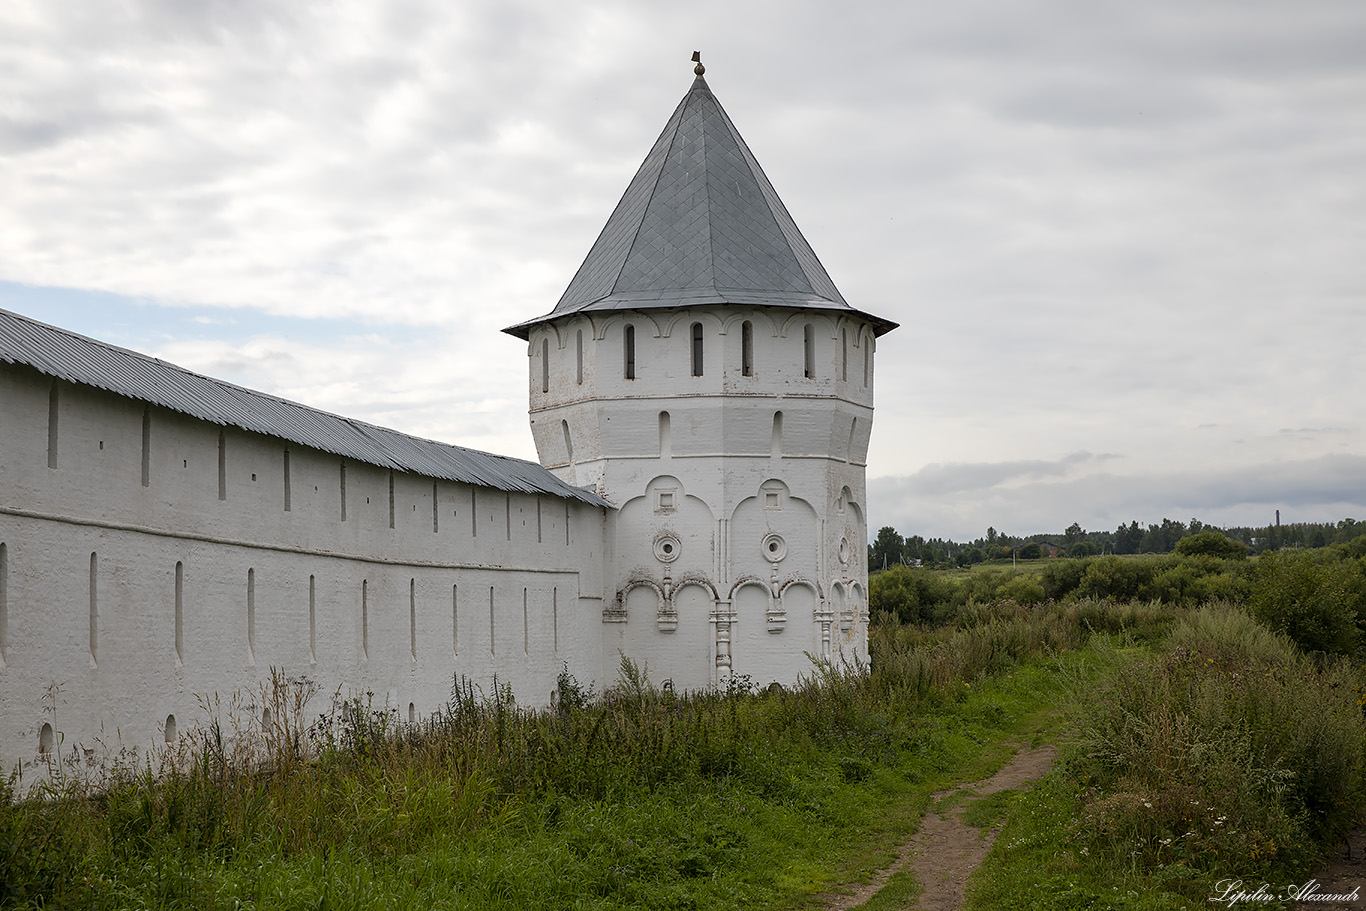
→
(46, 382, 58, 469)
(174, 561, 183, 666)
(141, 406, 151, 486)
(246, 568, 255, 665)
(541, 338, 550, 394)
(89, 552, 98, 666)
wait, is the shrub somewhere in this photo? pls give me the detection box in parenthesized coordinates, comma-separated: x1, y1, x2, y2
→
(1173, 530, 1248, 560)
(995, 573, 1045, 606)
(1041, 558, 1088, 600)
(1334, 534, 1366, 560)
(1075, 555, 1158, 603)
(1248, 550, 1363, 656)
(868, 564, 961, 625)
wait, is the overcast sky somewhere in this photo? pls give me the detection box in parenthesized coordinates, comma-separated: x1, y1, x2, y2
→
(2, 0, 1363, 541)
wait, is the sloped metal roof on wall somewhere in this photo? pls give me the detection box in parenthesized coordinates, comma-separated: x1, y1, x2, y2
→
(0, 307, 609, 507)
(505, 73, 898, 339)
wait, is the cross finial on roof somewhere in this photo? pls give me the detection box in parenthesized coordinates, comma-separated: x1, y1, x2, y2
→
(691, 50, 704, 76)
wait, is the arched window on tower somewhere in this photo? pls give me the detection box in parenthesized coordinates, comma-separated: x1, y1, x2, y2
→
(741, 320, 754, 376)
(624, 324, 636, 379)
(841, 329, 848, 382)
(803, 324, 815, 378)
(691, 322, 704, 376)
(575, 329, 583, 385)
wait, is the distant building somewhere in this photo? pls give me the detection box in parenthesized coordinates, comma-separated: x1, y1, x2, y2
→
(0, 63, 896, 775)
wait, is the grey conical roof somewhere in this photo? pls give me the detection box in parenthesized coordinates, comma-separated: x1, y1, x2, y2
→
(505, 74, 896, 338)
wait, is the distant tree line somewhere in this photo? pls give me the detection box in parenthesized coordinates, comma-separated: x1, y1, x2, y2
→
(869, 517, 1363, 571)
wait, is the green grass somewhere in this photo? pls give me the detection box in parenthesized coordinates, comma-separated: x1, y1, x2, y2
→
(944, 559, 1051, 577)
(961, 790, 1016, 830)
(966, 605, 1366, 911)
(849, 869, 922, 911)
(7, 599, 1361, 910)
(965, 770, 1211, 911)
(2, 614, 1089, 911)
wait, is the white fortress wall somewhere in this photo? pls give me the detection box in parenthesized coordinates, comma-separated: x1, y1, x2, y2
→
(0, 359, 607, 775)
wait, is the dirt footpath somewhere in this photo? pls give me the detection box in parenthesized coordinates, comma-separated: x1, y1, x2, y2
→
(1296, 828, 1366, 910)
(823, 742, 1057, 911)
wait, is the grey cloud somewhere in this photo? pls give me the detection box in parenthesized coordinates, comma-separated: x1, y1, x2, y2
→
(995, 75, 1218, 130)
(869, 453, 1366, 540)
(887, 452, 1119, 497)
(2, 0, 1362, 538)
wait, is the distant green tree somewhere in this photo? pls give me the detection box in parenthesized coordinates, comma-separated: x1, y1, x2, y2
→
(986, 526, 998, 547)
(1139, 526, 1163, 553)
(870, 526, 905, 571)
(1159, 518, 1188, 552)
(1115, 521, 1143, 555)
(1064, 522, 1084, 547)
(1017, 542, 1042, 560)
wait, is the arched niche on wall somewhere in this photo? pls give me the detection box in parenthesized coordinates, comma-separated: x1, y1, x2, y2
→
(616, 475, 715, 579)
(728, 479, 819, 573)
(670, 580, 717, 693)
(779, 580, 821, 657)
(729, 580, 790, 688)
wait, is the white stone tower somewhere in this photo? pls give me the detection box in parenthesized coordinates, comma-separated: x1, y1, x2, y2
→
(506, 59, 897, 689)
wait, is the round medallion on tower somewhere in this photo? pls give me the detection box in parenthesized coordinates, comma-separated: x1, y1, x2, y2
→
(654, 533, 682, 563)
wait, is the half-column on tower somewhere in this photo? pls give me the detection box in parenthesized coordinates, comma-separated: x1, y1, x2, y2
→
(506, 58, 897, 688)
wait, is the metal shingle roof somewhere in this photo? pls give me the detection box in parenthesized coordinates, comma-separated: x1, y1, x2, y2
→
(505, 73, 897, 339)
(0, 307, 609, 507)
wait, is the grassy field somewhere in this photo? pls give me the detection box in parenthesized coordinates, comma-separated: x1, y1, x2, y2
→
(2, 616, 1086, 910)
(4, 592, 1363, 910)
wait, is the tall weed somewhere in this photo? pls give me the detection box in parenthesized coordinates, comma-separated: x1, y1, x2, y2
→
(1067, 605, 1366, 885)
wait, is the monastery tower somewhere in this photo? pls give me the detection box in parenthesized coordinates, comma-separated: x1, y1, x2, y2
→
(507, 59, 897, 689)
